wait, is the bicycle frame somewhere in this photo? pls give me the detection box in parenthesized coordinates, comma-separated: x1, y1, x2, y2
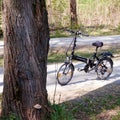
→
(66, 32, 99, 65)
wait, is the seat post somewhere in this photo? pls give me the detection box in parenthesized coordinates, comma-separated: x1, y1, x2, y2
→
(71, 36, 77, 55)
(96, 47, 98, 53)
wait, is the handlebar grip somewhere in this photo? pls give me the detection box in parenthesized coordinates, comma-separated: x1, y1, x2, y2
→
(77, 31, 89, 37)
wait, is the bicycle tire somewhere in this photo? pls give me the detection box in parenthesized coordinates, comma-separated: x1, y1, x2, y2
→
(56, 63, 74, 85)
(96, 57, 113, 80)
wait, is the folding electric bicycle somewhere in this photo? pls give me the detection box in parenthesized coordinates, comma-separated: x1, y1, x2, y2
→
(56, 30, 113, 86)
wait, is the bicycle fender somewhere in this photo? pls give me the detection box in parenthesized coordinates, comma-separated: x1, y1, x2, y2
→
(100, 51, 114, 58)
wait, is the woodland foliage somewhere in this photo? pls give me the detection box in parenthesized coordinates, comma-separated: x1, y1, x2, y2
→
(46, 0, 120, 28)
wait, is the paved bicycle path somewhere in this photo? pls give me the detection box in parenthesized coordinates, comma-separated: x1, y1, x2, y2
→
(0, 59, 120, 103)
(47, 58, 120, 103)
(50, 35, 120, 48)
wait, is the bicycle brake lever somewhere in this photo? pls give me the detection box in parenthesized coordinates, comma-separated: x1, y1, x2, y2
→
(66, 29, 75, 34)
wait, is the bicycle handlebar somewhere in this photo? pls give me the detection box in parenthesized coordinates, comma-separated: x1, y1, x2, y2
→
(66, 29, 89, 37)
(65, 29, 89, 57)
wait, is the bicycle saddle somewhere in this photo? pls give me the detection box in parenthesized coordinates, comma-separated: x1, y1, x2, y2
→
(92, 41, 103, 47)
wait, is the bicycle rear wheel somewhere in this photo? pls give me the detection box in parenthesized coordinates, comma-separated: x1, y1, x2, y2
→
(56, 63, 74, 85)
(96, 57, 113, 79)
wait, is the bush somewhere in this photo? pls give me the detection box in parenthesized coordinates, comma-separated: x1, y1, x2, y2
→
(50, 104, 74, 120)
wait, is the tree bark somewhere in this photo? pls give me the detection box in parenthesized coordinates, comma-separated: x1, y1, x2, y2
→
(70, 0, 77, 28)
(1, 0, 49, 119)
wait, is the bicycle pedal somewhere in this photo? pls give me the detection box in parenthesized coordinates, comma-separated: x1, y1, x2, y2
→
(77, 68, 84, 71)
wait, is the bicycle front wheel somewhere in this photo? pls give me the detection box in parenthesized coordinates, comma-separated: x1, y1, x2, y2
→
(56, 63, 74, 86)
(96, 57, 113, 80)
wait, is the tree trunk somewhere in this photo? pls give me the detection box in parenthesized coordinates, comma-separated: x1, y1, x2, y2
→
(70, 0, 77, 28)
(1, 0, 49, 119)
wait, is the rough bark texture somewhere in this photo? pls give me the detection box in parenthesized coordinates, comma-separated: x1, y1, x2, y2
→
(1, 0, 49, 119)
(70, 0, 77, 27)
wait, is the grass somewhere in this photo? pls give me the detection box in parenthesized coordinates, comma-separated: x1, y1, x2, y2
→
(48, 46, 120, 63)
(73, 95, 120, 115)
(48, 51, 93, 63)
(50, 25, 120, 38)
(50, 29, 70, 38)
(0, 25, 120, 38)
(59, 89, 120, 120)
(48, 54, 65, 63)
(49, 104, 74, 120)
(46, 92, 120, 120)
(112, 111, 120, 120)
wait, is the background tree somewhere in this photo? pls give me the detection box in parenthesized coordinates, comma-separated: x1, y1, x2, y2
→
(47, 0, 69, 28)
(70, 0, 77, 28)
(1, 0, 49, 119)
(0, 0, 2, 36)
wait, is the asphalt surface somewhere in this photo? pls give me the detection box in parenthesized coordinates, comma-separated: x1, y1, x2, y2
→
(50, 35, 120, 48)
(1, 35, 120, 48)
